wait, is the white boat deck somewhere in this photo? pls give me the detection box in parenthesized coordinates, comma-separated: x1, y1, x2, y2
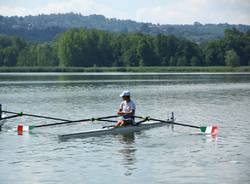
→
(58, 121, 172, 141)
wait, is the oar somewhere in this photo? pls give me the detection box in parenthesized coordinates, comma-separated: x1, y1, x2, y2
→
(0, 114, 22, 121)
(135, 116, 218, 135)
(102, 117, 149, 129)
(17, 115, 119, 132)
(97, 119, 117, 123)
(2, 110, 70, 122)
(0, 113, 23, 131)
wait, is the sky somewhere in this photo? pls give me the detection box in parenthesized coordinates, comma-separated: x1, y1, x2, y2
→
(0, 0, 250, 24)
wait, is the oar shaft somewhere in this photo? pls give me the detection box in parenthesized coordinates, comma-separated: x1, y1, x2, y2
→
(135, 116, 200, 129)
(135, 119, 148, 125)
(2, 110, 70, 122)
(102, 125, 115, 128)
(149, 118, 200, 129)
(96, 119, 117, 123)
(0, 114, 21, 120)
(33, 115, 118, 128)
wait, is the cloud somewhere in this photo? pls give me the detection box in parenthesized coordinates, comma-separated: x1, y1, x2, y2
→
(135, 0, 209, 24)
(222, 0, 250, 7)
(135, 0, 250, 24)
(0, 0, 131, 20)
(39, 0, 94, 14)
(0, 0, 95, 16)
(0, 5, 27, 16)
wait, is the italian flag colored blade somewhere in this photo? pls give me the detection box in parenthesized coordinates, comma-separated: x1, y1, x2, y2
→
(200, 125, 218, 135)
(17, 124, 34, 132)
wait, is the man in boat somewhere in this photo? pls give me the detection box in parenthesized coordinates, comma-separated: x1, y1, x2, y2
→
(115, 90, 136, 127)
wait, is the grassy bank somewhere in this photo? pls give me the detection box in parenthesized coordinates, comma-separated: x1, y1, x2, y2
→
(0, 66, 250, 73)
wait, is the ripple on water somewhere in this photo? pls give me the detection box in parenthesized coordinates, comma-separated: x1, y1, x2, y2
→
(1, 73, 250, 184)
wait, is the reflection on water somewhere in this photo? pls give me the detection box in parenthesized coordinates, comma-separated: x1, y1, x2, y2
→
(117, 133, 137, 176)
(205, 134, 218, 143)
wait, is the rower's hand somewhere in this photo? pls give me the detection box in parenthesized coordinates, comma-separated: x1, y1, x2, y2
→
(117, 111, 124, 116)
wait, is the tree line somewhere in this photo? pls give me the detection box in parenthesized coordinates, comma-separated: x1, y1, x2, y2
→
(1, 13, 250, 43)
(0, 28, 249, 67)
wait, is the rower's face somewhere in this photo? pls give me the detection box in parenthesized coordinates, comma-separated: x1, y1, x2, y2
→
(122, 96, 129, 101)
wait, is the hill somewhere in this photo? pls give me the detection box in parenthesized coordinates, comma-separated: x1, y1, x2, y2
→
(0, 13, 249, 42)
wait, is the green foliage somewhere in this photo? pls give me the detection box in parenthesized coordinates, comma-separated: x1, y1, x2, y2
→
(55, 29, 113, 67)
(17, 44, 58, 66)
(225, 49, 240, 67)
(203, 40, 225, 66)
(202, 28, 250, 66)
(1, 13, 250, 43)
(0, 28, 249, 68)
(0, 36, 26, 66)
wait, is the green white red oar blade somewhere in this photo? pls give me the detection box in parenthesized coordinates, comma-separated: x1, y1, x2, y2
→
(200, 125, 218, 136)
(17, 124, 34, 135)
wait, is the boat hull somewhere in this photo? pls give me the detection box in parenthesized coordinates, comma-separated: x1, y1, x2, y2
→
(58, 121, 172, 141)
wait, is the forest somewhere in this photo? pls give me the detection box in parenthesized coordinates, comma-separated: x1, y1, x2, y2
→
(1, 13, 250, 43)
(0, 27, 249, 67)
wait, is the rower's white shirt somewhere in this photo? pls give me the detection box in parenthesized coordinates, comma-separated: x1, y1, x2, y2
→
(119, 100, 136, 114)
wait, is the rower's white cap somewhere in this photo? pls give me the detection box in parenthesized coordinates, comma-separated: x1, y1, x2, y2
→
(120, 90, 130, 97)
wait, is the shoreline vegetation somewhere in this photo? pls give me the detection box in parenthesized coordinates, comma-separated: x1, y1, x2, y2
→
(0, 66, 250, 73)
(1, 28, 250, 69)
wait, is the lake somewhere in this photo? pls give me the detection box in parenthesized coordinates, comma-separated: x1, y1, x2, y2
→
(0, 72, 250, 184)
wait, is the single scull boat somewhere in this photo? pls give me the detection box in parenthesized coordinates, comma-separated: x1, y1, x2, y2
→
(58, 120, 172, 141)
(0, 104, 218, 137)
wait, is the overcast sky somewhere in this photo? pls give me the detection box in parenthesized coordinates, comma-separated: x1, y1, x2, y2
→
(0, 0, 250, 24)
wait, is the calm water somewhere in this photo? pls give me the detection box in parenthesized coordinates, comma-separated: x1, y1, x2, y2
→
(0, 73, 250, 184)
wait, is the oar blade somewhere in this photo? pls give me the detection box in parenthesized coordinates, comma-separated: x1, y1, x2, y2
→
(17, 124, 34, 134)
(200, 125, 218, 135)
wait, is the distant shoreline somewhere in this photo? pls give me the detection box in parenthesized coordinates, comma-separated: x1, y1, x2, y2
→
(0, 66, 250, 73)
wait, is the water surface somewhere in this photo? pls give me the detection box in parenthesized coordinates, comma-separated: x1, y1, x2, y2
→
(0, 73, 250, 184)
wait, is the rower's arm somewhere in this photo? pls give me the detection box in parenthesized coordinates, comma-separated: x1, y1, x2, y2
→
(117, 109, 135, 116)
(117, 108, 122, 114)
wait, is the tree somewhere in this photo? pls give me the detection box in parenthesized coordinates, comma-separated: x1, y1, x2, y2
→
(122, 48, 138, 67)
(0, 27, 249, 68)
(136, 38, 158, 66)
(169, 57, 176, 66)
(176, 56, 188, 66)
(190, 56, 200, 66)
(203, 40, 225, 66)
(225, 49, 240, 67)
(154, 34, 178, 65)
(55, 29, 114, 67)
(0, 36, 26, 66)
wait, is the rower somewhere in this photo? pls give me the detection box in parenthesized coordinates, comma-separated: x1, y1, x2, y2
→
(115, 90, 136, 127)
